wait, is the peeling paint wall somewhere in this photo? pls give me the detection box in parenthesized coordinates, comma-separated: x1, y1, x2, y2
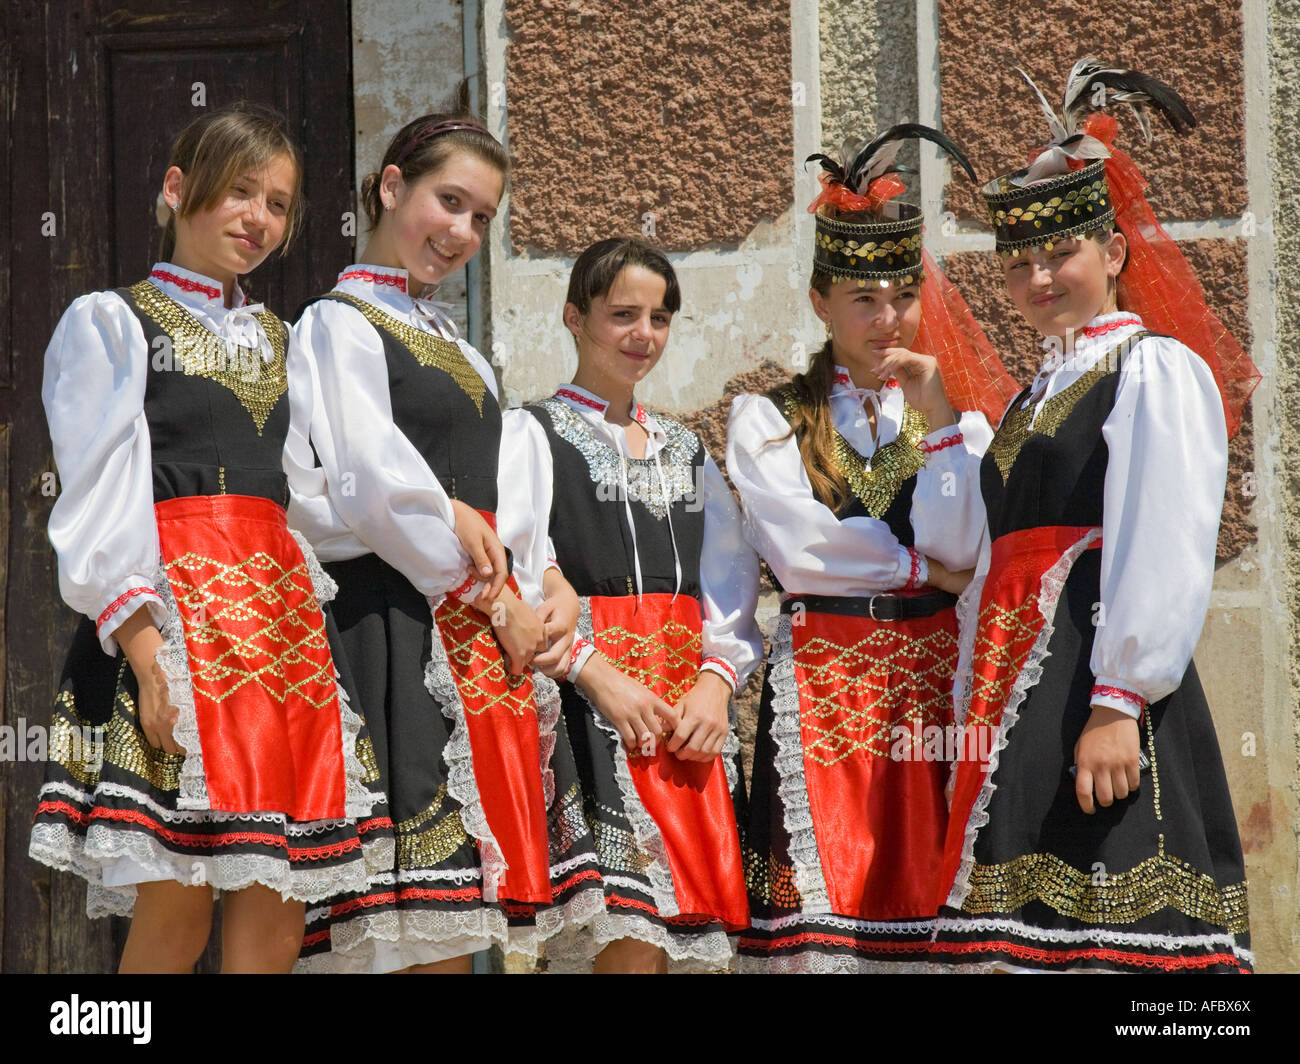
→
(352, 0, 470, 332)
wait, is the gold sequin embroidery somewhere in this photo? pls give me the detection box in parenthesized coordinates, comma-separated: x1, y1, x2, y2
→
(163, 550, 337, 711)
(105, 680, 185, 792)
(394, 784, 469, 866)
(597, 619, 702, 706)
(779, 388, 929, 518)
(963, 836, 1250, 935)
(128, 280, 288, 434)
(794, 626, 957, 765)
(966, 597, 1044, 725)
(355, 735, 380, 784)
(47, 692, 105, 787)
(987, 333, 1148, 484)
(328, 292, 486, 414)
(437, 598, 535, 717)
(1144, 707, 1163, 823)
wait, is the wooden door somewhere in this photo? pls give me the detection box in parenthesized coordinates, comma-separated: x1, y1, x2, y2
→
(0, 0, 353, 974)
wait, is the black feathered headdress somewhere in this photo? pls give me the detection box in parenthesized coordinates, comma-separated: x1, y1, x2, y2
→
(808, 123, 976, 285)
(983, 58, 1196, 254)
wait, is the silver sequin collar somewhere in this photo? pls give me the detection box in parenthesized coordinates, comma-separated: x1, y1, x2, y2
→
(535, 396, 700, 520)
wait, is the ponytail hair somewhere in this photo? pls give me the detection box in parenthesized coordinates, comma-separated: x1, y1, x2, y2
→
(780, 268, 851, 511)
(157, 103, 304, 262)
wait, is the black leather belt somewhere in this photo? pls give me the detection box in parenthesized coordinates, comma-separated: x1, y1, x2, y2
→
(780, 591, 958, 622)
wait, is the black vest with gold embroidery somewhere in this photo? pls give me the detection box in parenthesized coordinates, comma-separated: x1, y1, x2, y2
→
(117, 281, 290, 505)
(981, 333, 1150, 541)
(767, 384, 929, 545)
(314, 293, 500, 514)
(525, 399, 705, 600)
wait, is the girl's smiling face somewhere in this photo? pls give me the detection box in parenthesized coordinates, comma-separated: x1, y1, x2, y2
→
(566, 266, 673, 395)
(167, 152, 297, 286)
(378, 151, 503, 289)
(1001, 232, 1127, 341)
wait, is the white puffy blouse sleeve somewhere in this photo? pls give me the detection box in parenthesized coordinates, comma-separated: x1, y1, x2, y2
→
(43, 292, 166, 654)
(698, 453, 763, 691)
(1091, 336, 1228, 718)
(291, 299, 475, 599)
(725, 393, 924, 594)
(910, 410, 994, 571)
(283, 327, 355, 557)
(495, 408, 558, 610)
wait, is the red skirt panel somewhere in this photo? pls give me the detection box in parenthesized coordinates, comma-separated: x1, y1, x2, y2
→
(936, 525, 1101, 908)
(588, 593, 748, 929)
(791, 603, 956, 920)
(154, 493, 346, 821)
(433, 586, 553, 906)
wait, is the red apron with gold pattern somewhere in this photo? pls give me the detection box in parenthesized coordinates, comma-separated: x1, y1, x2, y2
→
(790, 600, 955, 919)
(588, 592, 748, 929)
(432, 580, 553, 906)
(154, 494, 347, 821)
(936, 525, 1101, 907)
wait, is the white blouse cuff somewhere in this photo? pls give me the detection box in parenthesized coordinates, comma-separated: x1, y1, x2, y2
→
(446, 574, 488, 605)
(96, 582, 166, 655)
(1090, 678, 1147, 720)
(700, 656, 739, 693)
(898, 546, 927, 591)
(917, 423, 964, 456)
(566, 638, 598, 684)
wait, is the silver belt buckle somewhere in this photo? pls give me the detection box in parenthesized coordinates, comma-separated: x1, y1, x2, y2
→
(868, 594, 896, 621)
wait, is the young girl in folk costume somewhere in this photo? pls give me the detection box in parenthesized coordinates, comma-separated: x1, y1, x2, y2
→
(932, 60, 1259, 973)
(290, 110, 601, 973)
(496, 238, 762, 972)
(728, 125, 1019, 973)
(29, 106, 388, 973)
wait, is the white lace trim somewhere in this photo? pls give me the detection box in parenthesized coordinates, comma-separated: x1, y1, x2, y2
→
(392, 865, 482, 885)
(544, 911, 735, 973)
(152, 568, 207, 810)
(749, 911, 935, 935)
(765, 612, 830, 913)
(295, 891, 605, 971)
(533, 671, 562, 808)
(290, 528, 339, 604)
(30, 822, 107, 896)
(737, 952, 943, 974)
(576, 596, 679, 919)
(31, 818, 372, 918)
(933, 913, 1254, 966)
(361, 830, 396, 878)
(423, 602, 507, 903)
(721, 726, 741, 797)
(532, 883, 608, 944)
(945, 528, 1102, 911)
(947, 561, 988, 801)
(297, 907, 510, 972)
(291, 530, 380, 821)
(950, 564, 987, 731)
(549, 851, 599, 880)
